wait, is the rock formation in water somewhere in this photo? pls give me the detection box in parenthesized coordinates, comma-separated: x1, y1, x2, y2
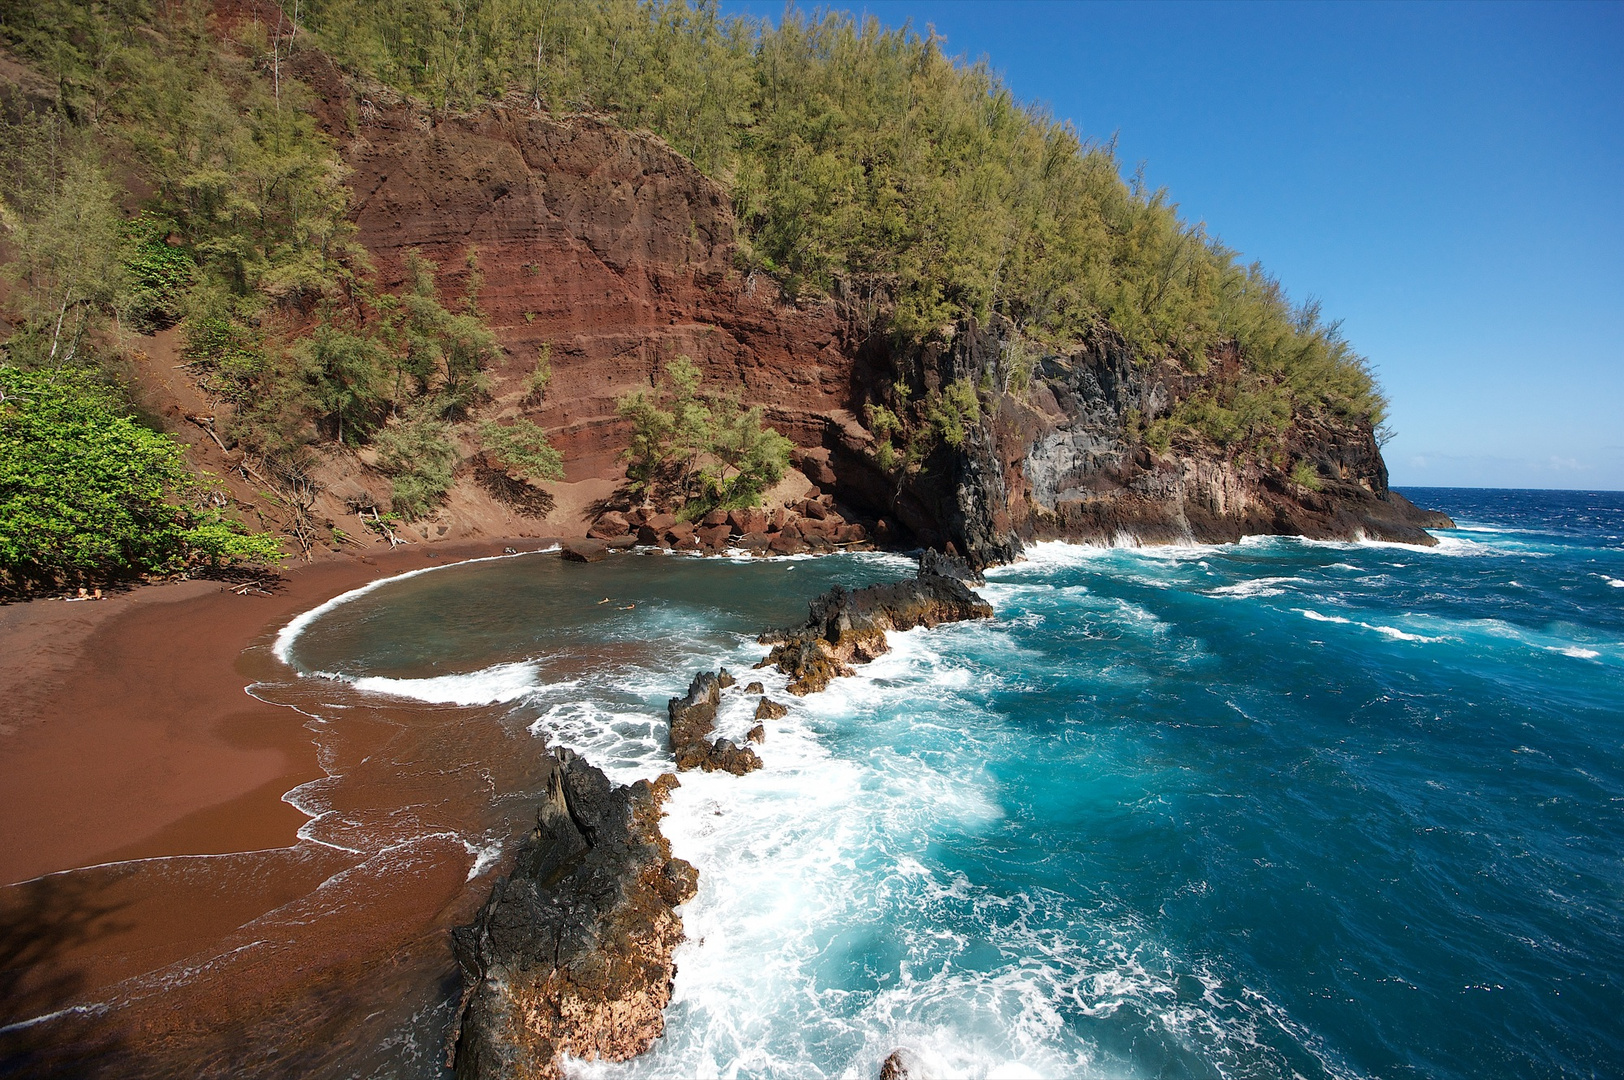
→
(450, 749, 698, 1080)
(880, 1048, 931, 1080)
(667, 670, 763, 775)
(759, 554, 995, 695)
(825, 317, 1456, 567)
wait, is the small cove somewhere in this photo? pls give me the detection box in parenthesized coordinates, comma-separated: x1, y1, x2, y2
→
(14, 490, 1621, 1078)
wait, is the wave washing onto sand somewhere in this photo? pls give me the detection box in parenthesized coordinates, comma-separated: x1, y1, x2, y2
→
(270, 547, 554, 666)
(347, 662, 545, 705)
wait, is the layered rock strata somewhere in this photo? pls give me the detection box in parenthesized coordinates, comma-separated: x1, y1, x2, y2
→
(450, 749, 698, 1080)
(667, 670, 763, 775)
(759, 555, 995, 695)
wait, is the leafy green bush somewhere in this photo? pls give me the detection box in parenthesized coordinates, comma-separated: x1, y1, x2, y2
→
(527, 343, 553, 398)
(373, 406, 459, 519)
(923, 378, 982, 449)
(700, 396, 793, 509)
(480, 419, 563, 482)
(291, 317, 389, 444)
(120, 212, 195, 331)
(1291, 459, 1324, 491)
(616, 355, 790, 511)
(0, 367, 282, 589)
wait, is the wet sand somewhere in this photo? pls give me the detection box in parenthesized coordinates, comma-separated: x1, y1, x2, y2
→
(0, 543, 525, 886)
(0, 542, 551, 1076)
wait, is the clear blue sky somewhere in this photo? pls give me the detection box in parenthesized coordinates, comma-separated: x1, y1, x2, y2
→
(723, 1, 1624, 491)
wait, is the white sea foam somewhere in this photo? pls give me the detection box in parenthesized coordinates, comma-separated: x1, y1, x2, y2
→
(1552, 646, 1601, 660)
(1295, 608, 1443, 643)
(528, 699, 668, 785)
(1208, 576, 1308, 599)
(576, 617, 1337, 1080)
(462, 838, 504, 880)
(346, 662, 543, 705)
(1367, 624, 1441, 643)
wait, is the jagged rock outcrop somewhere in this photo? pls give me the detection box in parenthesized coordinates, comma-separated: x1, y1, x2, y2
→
(820, 315, 1452, 566)
(667, 671, 763, 775)
(450, 749, 698, 1080)
(880, 1048, 931, 1080)
(758, 555, 995, 695)
(586, 496, 873, 557)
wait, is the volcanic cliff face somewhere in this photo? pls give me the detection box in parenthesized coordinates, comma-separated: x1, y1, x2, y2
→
(820, 315, 1453, 566)
(334, 93, 859, 484)
(315, 80, 1446, 561)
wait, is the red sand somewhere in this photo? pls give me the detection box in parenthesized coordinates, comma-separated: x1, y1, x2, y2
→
(0, 543, 521, 887)
(0, 544, 571, 1075)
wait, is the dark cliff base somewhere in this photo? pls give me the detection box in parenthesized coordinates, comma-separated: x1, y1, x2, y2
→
(820, 317, 1454, 567)
(1027, 482, 1452, 550)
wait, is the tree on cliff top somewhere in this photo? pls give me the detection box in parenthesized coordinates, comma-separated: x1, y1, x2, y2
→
(300, 0, 1386, 435)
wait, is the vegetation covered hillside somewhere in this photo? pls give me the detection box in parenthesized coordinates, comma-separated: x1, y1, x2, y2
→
(0, 0, 1406, 591)
(306, 0, 1389, 446)
(0, 0, 577, 591)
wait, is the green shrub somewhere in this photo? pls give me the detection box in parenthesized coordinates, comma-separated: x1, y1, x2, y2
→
(374, 407, 459, 519)
(616, 354, 789, 510)
(480, 419, 563, 482)
(923, 378, 982, 449)
(528, 343, 553, 397)
(121, 212, 195, 331)
(1291, 459, 1324, 491)
(0, 367, 282, 589)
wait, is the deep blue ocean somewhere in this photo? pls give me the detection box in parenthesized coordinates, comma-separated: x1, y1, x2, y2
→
(278, 487, 1624, 1079)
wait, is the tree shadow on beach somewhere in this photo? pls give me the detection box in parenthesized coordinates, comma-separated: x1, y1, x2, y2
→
(476, 463, 556, 519)
(0, 873, 133, 1073)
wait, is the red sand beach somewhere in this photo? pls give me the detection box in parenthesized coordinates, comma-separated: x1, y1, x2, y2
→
(0, 542, 547, 1076)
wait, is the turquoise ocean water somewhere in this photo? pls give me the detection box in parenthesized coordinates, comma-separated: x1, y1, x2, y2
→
(278, 487, 1624, 1079)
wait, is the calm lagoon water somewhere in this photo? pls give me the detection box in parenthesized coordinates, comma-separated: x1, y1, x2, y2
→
(279, 487, 1624, 1079)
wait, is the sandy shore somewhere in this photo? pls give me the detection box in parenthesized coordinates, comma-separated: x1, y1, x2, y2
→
(0, 541, 540, 887)
(1, 541, 576, 1075)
